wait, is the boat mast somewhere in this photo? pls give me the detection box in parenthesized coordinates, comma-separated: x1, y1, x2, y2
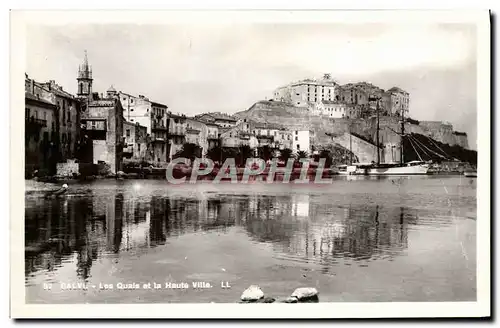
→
(400, 105, 405, 164)
(349, 124, 353, 165)
(376, 97, 380, 165)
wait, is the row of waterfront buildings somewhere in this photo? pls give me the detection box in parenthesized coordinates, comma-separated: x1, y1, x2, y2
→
(272, 73, 410, 119)
(25, 51, 318, 176)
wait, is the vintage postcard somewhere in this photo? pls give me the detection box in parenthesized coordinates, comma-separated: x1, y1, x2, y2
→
(10, 10, 490, 319)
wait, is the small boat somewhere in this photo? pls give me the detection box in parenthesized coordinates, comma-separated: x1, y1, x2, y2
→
(44, 184, 68, 199)
(464, 170, 477, 178)
(336, 164, 357, 175)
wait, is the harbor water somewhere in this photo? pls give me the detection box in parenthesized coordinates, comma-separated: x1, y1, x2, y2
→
(24, 175, 477, 303)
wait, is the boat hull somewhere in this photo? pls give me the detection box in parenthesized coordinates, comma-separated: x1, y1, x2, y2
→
(354, 164, 430, 176)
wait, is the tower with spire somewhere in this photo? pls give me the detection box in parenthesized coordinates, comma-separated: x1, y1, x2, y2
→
(77, 50, 93, 98)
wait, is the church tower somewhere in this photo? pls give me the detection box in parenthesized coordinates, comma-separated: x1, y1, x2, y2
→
(77, 50, 93, 98)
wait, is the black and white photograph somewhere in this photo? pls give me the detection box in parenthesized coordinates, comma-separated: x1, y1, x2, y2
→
(10, 9, 490, 319)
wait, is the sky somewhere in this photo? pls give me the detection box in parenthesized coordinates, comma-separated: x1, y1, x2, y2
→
(26, 23, 478, 149)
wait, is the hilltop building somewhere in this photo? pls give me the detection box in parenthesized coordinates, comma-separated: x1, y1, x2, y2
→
(273, 73, 340, 107)
(382, 87, 410, 117)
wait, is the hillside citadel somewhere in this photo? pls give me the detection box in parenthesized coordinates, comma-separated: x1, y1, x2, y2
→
(25, 52, 471, 177)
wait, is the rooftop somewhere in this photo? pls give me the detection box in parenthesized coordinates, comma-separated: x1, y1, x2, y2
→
(25, 92, 56, 107)
(387, 86, 408, 94)
(151, 101, 168, 109)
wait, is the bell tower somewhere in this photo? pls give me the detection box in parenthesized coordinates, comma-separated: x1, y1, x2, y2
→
(77, 50, 93, 98)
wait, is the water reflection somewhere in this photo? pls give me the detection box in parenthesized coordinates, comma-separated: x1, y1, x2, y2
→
(25, 188, 424, 283)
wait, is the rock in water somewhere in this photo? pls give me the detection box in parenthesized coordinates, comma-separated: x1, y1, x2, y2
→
(282, 296, 299, 303)
(290, 287, 319, 302)
(240, 285, 265, 302)
(256, 297, 275, 303)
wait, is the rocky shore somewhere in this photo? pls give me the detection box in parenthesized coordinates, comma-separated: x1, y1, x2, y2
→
(239, 285, 319, 303)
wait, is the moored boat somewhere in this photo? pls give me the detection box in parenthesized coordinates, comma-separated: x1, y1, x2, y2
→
(336, 164, 357, 175)
(464, 170, 477, 178)
(351, 95, 430, 177)
(353, 161, 430, 176)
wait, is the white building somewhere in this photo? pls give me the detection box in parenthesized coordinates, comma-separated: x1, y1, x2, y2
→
(292, 130, 311, 154)
(273, 74, 340, 107)
(315, 100, 360, 119)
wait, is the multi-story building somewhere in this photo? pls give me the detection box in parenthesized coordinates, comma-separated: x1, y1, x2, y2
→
(206, 122, 220, 150)
(167, 113, 187, 161)
(25, 85, 57, 176)
(25, 73, 82, 166)
(292, 130, 311, 154)
(273, 74, 339, 107)
(383, 87, 410, 117)
(123, 121, 148, 162)
(109, 87, 169, 164)
(150, 101, 169, 164)
(315, 100, 361, 119)
(276, 129, 293, 150)
(339, 82, 385, 104)
(115, 91, 153, 130)
(39, 80, 81, 161)
(80, 93, 124, 174)
(186, 118, 210, 156)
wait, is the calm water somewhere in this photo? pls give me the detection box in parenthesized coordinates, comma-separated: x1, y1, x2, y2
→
(24, 176, 477, 303)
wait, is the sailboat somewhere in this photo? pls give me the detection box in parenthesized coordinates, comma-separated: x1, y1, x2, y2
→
(352, 96, 430, 176)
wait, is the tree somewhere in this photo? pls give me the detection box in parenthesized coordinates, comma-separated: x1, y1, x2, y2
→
(236, 144, 253, 166)
(318, 149, 333, 167)
(258, 145, 273, 162)
(173, 143, 202, 163)
(278, 148, 293, 163)
(296, 150, 308, 159)
(206, 145, 223, 163)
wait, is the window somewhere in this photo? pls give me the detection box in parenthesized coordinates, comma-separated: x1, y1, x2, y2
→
(297, 144, 300, 150)
(138, 144, 141, 152)
(126, 129, 130, 137)
(295, 131, 298, 135)
(130, 99, 134, 104)
(295, 136, 298, 141)
(43, 112, 47, 120)
(34, 110, 38, 119)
